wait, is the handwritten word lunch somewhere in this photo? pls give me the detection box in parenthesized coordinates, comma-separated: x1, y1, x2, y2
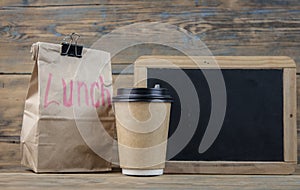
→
(44, 73, 111, 108)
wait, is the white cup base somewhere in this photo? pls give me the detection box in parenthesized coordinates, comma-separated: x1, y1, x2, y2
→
(122, 169, 163, 176)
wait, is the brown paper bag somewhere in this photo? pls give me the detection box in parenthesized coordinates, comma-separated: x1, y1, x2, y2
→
(21, 42, 115, 173)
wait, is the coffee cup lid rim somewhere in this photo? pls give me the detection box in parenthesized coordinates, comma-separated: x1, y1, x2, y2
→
(113, 88, 173, 102)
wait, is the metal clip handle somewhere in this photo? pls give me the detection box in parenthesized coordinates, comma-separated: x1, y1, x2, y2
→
(61, 33, 83, 58)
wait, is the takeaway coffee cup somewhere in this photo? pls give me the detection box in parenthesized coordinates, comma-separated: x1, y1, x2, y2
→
(113, 85, 172, 176)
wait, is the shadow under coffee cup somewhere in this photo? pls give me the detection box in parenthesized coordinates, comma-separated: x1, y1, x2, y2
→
(113, 86, 172, 176)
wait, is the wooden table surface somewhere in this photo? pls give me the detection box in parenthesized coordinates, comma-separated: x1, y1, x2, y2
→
(0, 166, 299, 190)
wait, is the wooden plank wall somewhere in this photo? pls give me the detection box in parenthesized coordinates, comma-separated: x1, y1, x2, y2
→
(1, 0, 300, 167)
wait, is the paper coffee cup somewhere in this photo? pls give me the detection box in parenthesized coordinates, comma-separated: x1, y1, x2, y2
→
(113, 86, 172, 176)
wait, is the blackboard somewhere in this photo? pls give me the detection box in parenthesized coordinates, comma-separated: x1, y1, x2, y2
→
(147, 68, 284, 161)
(135, 56, 297, 174)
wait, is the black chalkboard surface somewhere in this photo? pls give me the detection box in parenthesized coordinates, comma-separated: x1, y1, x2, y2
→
(148, 69, 284, 161)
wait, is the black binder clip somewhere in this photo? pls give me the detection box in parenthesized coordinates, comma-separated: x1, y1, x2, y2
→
(61, 33, 83, 58)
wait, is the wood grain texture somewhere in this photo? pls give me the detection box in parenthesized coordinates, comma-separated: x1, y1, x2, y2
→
(0, 142, 20, 166)
(0, 171, 300, 190)
(1, 0, 300, 176)
(135, 56, 296, 69)
(1, 0, 300, 72)
(165, 161, 296, 174)
(284, 68, 297, 162)
(0, 165, 299, 188)
(0, 75, 30, 137)
(2, 0, 300, 8)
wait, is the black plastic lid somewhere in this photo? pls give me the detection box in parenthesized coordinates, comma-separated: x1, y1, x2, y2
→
(113, 86, 173, 102)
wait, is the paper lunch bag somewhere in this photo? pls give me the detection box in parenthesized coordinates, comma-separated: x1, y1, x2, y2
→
(21, 42, 115, 173)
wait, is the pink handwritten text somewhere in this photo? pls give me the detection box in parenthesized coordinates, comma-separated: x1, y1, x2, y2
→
(43, 73, 111, 108)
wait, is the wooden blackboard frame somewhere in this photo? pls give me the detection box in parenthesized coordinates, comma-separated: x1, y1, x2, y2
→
(134, 56, 297, 174)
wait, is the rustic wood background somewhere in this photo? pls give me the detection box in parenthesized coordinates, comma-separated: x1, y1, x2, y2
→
(1, 0, 300, 169)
